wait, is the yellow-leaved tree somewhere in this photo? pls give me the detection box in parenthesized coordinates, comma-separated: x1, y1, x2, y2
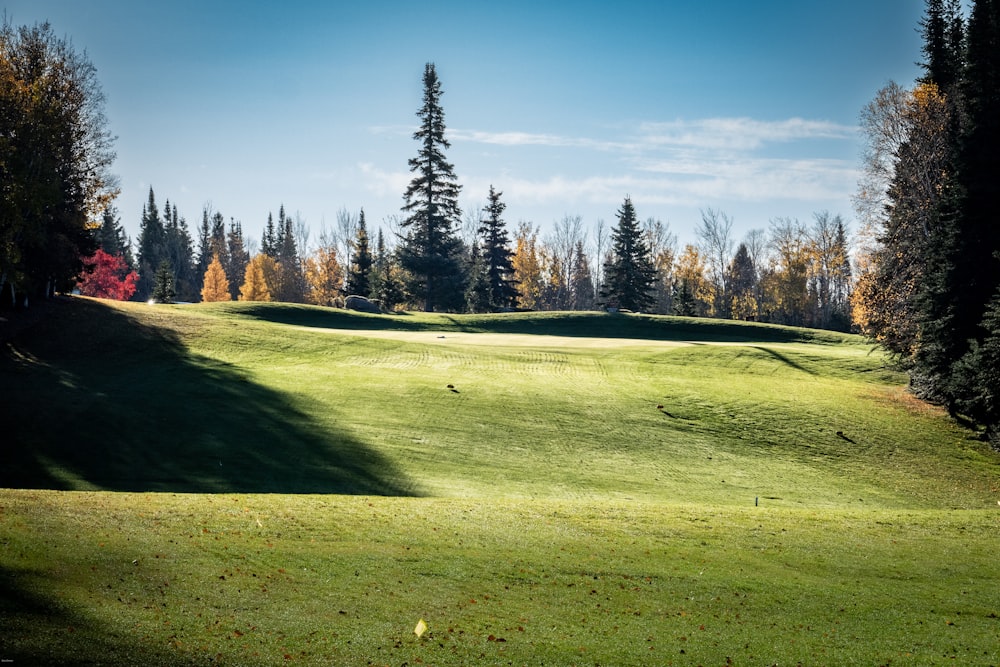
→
(304, 246, 344, 307)
(239, 254, 277, 302)
(512, 222, 543, 310)
(200, 253, 231, 302)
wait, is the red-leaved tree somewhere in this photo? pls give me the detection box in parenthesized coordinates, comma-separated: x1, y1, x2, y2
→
(77, 249, 139, 301)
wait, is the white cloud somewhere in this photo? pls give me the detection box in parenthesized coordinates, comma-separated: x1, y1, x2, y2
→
(357, 162, 410, 198)
(447, 128, 630, 152)
(364, 116, 860, 220)
(637, 118, 857, 152)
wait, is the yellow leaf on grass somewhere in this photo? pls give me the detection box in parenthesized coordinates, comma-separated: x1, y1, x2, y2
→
(414, 618, 428, 638)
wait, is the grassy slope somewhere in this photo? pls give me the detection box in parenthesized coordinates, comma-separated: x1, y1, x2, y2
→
(2, 298, 999, 665)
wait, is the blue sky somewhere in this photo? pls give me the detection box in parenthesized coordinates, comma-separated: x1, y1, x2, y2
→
(6, 1, 925, 250)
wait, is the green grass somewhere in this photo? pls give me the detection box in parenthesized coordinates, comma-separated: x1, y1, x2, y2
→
(2, 297, 999, 665)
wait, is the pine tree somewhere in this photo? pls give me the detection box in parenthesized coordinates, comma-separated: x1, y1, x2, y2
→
(727, 243, 758, 321)
(163, 202, 196, 301)
(96, 205, 133, 268)
(954, 288, 1000, 445)
(136, 188, 167, 301)
(370, 228, 405, 312)
(920, 0, 966, 96)
(345, 209, 373, 297)
(200, 254, 231, 302)
(569, 240, 595, 310)
(398, 62, 465, 311)
(151, 259, 176, 303)
(912, 0, 1000, 412)
(226, 220, 250, 301)
(464, 241, 491, 313)
(262, 213, 278, 259)
(476, 186, 519, 311)
(274, 205, 305, 302)
(600, 197, 656, 312)
(196, 208, 213, 282)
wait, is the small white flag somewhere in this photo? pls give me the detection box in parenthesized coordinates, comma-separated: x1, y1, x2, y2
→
(414, 618, 428, 638)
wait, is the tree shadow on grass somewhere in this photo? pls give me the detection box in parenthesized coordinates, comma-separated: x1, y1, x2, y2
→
(0, 565, 184, 666)
(749, 345, 818, 376)
(0, 298, 419, 495)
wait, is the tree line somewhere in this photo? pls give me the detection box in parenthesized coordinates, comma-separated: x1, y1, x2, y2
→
(852, 0, 1000, 445)
(0, 20, 853, 331)
(80, 61, 853, 335)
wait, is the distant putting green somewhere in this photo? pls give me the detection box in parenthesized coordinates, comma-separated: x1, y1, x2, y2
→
(2, 298, 998, 665)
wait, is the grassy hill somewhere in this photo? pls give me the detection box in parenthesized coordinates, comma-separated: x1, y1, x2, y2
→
(2, 297, 999, 665)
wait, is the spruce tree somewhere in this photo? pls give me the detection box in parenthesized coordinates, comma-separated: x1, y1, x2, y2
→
(164, 202, 196, 302)
(226, 220, 250, 301)
(601, 197, 656, 312)
(476, 186, 519, 311)
(569, 240, 596, 311)
(370, 228, 405, 312)
(398, 62, 465, 311)
(96, 205, 135, 271)
(196, 208, 213, 282)
(262, 213, 278, 259)
(136, 188, 167, 301)
(151, 259, 176, 303)
(464, 241, 491, 313)
(914, 0, 1000, 411)
(274, 206, 305, 302)
(345, 209, 373, 297)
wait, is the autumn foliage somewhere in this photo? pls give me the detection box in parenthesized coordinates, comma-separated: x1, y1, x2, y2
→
(77, 249, 138, 301)
(200, 254, 231, 302)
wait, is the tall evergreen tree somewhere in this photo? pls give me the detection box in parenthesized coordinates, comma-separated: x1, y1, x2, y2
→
(370, 228, 405, 312)
(261, 213, 278, 259)
(226, 219, 250, 301)
(914, 0, 1000, 411)
(398, 62, 465, 311)
(727, 243, 758, 321)
(210, 212, 227, 264)
(920, 0, 966, 97)
(96, 205, 135, 270)
(464, 240, 491, 313)
(196, 208, 213, 282)
(136, 188, 167, 301)
(600, 197, 656, 312)
(164, 202, 196, 302)
(345, 209, 373, 297)
(569, 240, 596, 311)
(476, 186, 519, 311)
(274, 205, 305, 302)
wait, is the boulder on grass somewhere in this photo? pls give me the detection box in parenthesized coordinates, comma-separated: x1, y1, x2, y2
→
(345, 295, 381, 314)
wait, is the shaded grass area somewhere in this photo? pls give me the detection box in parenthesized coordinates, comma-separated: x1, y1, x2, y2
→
(219, 301, 860, 345)
(1, 298, 416, 495)
(1, 491, 998, 666)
